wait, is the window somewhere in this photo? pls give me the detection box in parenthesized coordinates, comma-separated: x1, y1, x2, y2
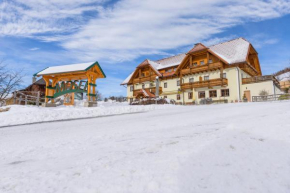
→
(130, 86, 133, 92)
(166, 69, 172, 73)
(141, 73, 145, 77)
(150, 82, 154, 87)
(142, 84, 145, 89)
(221, 89, 230, 97)
(198, 91, 205, 99)
(209, 90, 217, 98)
(204, 76, 209, 81)
(200, 60, 205, 65)
(189, 78, 194, 83)
(177, 94, 181, 100)
(193, 62, 198, 66)
(164, 96, 167, 99)
(174, 68, 177, 71)
(164, 82, 167, 88)
(188, 92, 193, 99)
(223, 73, 227, 78)
(209, 59, 213, 64)
(177, 80, 180, 86)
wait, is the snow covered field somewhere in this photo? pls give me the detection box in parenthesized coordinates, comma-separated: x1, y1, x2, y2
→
(0, 101, 175, 127)
(1, 101, 290, 193)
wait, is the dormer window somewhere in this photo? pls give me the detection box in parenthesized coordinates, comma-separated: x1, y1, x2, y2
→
(200, 60, 205, 65)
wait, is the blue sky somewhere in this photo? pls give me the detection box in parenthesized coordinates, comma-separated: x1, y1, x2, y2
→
(1, 0, 290, 97)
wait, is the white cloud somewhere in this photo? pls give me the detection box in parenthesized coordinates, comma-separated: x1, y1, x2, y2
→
(1, 0, 290, 63)
(29, 47, 39, 51)
(247, 33, 280, 48)
(60, 0, 290, 62)
(0, 0, 105, 36)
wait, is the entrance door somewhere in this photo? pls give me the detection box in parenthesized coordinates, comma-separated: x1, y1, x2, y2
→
(244, 90, 251, 102)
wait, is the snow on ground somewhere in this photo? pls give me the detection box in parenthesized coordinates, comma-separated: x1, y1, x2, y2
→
(0, 101, 175, 127)
(0, 101, 290, 193)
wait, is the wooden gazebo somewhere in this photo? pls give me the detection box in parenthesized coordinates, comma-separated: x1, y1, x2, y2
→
(34, 61, 106, 107)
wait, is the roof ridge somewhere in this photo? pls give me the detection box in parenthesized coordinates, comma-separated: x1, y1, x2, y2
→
(209, 37, 247, 47)
(274, 67, 290, 76)
(154, 53, 185, 63)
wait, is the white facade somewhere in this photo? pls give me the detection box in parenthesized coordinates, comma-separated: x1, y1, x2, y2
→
(126, 67, 282, 104)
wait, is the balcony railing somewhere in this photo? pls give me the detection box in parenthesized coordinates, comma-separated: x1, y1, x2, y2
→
(242, 75, 280, 88)
(181, 78, 228, 90)
(180, 62, 223, 75)
(133, 87, 162, 96)
(132, 75, 156, 84)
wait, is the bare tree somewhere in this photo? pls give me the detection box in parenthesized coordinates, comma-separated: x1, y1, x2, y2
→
(96, 90, 103, 101)
(0, 61, 24, 102)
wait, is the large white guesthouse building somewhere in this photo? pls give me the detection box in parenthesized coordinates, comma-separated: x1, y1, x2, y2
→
(121, 38, 281, 104)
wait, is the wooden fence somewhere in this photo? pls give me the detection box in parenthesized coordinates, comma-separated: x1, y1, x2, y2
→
(11, 91, 45, 106)
(252, 94, 290, 102)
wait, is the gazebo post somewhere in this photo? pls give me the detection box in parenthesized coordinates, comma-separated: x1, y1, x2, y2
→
(93, 77, 97, 101)
(87, 75, 91, 102)
(51, 78, 58, 104)
(84, 74, 97, 107)
(43, 77, 50, 103)
(43, 76, 56, 107)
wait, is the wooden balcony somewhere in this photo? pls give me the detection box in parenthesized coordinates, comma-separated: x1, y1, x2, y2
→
(239, 63, 259, 76)
(133, 87, 162, 97)
(181, 78, 228, 90)
(132, 75, 156, 84)
(242, 75, 280, 88)
(180, 62, 223, 75)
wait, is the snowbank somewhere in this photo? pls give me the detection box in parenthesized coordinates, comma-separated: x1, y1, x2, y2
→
(0, 102, 175, 127)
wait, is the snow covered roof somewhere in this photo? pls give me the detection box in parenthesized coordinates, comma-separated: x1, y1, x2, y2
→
(34, 61, 106, 77)
(277, 71, 290, 81)
(155, 53, 186, 69)
(136, 89, 155, 98)
(137, 59, 162, 76)
(121, 55, 186, 85)
(121, 72, 134, 85)
(121, 38, 253, 85)
(209, 38, 250, 64)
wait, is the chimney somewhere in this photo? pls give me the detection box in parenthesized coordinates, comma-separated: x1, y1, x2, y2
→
(32, 77, 36, 84)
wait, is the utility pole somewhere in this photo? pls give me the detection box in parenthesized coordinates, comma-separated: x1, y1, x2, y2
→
(155, 76, 159, 104)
